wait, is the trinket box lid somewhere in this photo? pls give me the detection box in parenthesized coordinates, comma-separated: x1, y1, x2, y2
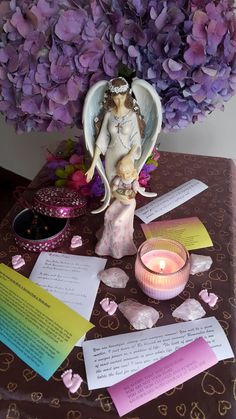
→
(33, 187, 87, 218)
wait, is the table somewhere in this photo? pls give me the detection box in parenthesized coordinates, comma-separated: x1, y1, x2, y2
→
(0, 151, 236, 419)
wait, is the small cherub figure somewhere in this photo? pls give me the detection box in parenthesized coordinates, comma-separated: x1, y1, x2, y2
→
(95, 153, 140, 259)
(111, 148, 139, 204)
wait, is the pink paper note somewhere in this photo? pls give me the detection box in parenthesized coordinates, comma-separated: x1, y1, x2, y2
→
(107, 337, 218, 417)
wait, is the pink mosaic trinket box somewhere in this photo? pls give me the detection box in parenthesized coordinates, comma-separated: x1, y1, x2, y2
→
(12, 187, 87, 252)
(33, 187, 87, 218)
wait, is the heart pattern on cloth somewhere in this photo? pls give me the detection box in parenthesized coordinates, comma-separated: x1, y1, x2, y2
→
(218, 400, 231, 415)
(95, 394, 113, 412)
(6, 403, 20, 419)
(157, 404, 168, 416)
(83, 226, 92, 234)
(202, 280, 212, 289)
(229, 297, 236, 308)
(0, 251, 7, 258)
(31, 392, 43, 403)
(209, 268, 228, 282)
(165, 384, 183, 396)
(66, 410, 82, 419)
(86, 249, 94, 256)
(7, 382, 17, 392)
(23, 369, 37, 382)
(50, 398, 61, 408)
(99, 315, 119, 331)
(186, 280, 194, 289)
(8, 245, 19, 253)
(190, 402, 206, 419)
(94, 332, 103, 339)
(223, 311, 231, 320)
(124, 263, 133, 270)
(201, 371, 226, 395)
(130, 287, 138, 294)
(0, 353, 14, 372)
(216, 253, 226, 262)
(110, 259, 122, 266)
(176, 403, 187, 417)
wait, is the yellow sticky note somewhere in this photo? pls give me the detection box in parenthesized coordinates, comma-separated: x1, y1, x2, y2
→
(141, 217, 213, 250)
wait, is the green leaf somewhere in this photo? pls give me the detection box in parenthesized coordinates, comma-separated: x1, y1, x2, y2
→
(117, 63, 136, 85)
(64, 165, 75, 176)
(55, 179, 67, 187)
(55, 168, 68, 179)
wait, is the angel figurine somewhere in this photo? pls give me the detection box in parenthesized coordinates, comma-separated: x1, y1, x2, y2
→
(83, 76, 162, 258)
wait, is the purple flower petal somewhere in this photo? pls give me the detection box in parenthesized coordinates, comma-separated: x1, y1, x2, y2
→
(37, 0, 59, 17)
(128, 45, 139, 58)
(55, 9, 87, 42)
(47, 85, 69, 105)
(207, 20, 227, 55)
(67, 76, 81, 101)
(10, 7, 33, 38)
(103, 49, 118, 76)
(184, 40, 205, 66)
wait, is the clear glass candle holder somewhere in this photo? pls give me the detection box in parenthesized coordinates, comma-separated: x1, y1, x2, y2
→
(135, 238, 190, 300)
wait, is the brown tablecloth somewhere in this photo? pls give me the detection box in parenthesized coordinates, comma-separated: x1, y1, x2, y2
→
(0, 151, 236, 419)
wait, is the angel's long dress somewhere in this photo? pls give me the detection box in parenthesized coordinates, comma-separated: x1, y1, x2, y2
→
(95, 198, 137, 259)
(96, 110, 142, 183)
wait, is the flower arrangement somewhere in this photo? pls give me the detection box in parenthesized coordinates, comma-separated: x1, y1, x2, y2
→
(46, 138, 160, 196)
(0, 1, 235, 133)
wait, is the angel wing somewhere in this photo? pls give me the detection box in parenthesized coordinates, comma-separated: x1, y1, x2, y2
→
(131, 78, 162, 175)
(82, 80, 111, 214)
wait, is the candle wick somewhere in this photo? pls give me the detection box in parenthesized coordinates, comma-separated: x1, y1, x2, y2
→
(159, 260, 165, 273)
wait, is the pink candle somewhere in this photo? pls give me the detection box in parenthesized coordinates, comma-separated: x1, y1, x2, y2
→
(135, 238, 190, 300)
(141, 250, 185, 274)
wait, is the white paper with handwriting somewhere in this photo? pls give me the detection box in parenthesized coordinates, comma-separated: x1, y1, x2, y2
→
(29, 252, 107, 346)
(135, 179, 208, 223)
(82, 317, 234, 389)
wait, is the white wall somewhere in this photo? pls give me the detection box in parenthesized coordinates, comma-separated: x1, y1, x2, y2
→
(0, 94, 236, 180)
(0, 115, 78, 179)
(159, 94, 236, 159)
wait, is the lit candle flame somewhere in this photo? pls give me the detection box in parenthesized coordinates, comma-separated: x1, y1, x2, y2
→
(159, 260, 165, 272)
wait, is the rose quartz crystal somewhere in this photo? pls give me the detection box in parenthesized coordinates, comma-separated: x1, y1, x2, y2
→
(190, 254, 212, 275)
(118, 300, 159, 330)
(98, 267, 129, 288)
(172, 298, 206, 321)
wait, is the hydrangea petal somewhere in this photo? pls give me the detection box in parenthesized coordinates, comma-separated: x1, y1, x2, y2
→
(55, 9, 86, 42)
(10, 7, 33, 38)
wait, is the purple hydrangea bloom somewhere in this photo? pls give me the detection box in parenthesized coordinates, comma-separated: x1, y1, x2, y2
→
(0, 0, 235, 133)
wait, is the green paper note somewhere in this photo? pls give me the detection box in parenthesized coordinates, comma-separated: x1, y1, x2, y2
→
(0, 263, 94, 380)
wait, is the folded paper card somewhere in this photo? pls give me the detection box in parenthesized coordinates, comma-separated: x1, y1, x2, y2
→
(0, 263, 93, 380)
(135, 179, 208, 223)
(82, 316, 233, 390)
(141, 217, 213, 250)
(108, 337, 218, 417)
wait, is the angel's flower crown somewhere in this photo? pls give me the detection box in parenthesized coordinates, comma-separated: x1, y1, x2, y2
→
(108, 77, 129, 94)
